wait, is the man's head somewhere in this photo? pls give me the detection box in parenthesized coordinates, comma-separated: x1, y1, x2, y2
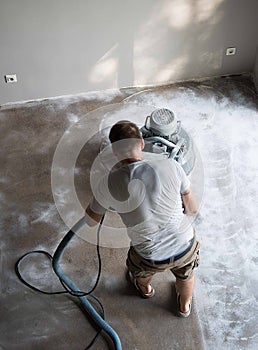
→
(109, 120, 144, 160)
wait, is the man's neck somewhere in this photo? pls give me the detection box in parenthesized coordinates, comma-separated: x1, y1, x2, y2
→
(120, 157, 143, 164)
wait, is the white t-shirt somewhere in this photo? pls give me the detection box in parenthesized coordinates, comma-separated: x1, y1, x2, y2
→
(90, 158, 194, 260)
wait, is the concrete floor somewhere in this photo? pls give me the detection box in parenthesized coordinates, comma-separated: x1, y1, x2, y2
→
(0, 75, 257, 350)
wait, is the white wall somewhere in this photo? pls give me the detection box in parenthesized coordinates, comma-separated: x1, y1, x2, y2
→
(0, 0, 258, 104)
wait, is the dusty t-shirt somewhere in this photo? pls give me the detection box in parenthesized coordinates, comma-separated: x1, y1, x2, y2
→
(90, 158, 194, 260)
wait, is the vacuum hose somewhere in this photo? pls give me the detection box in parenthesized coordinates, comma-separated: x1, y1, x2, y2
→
(52, 217, 122, 350)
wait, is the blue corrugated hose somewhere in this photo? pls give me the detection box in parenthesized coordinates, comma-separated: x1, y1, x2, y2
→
(52, 217, 122, 350)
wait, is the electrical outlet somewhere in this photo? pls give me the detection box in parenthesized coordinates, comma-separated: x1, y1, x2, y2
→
(5, 74, 17, 83)
(226, 47, 236, 56)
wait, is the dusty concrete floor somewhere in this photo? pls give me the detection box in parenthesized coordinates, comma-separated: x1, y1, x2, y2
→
(0, 75, 257, 350)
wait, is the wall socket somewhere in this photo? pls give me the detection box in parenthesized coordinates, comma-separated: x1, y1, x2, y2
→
(226, 47, 236, 56)
(5, 74, 17, 83)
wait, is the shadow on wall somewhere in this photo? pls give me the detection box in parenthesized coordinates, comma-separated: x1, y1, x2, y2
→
(88, 0, 227, 88)
(1, 0, 256, 104)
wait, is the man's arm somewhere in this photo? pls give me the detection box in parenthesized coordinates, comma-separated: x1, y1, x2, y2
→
(181, 186, 199, 215)
(85, 204, 104, 226)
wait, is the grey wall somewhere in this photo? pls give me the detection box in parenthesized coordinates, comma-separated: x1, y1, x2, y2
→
(0, 0, 258, 105)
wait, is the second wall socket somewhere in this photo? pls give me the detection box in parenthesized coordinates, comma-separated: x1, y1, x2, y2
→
(226, 47, 236, 56)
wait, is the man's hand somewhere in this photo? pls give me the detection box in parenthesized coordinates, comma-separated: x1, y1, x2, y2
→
(181, 187, 199, 216)
(85, 205, 104, 226)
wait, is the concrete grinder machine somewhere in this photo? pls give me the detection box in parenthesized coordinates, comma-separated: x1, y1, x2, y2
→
(140, 108, 195, 175)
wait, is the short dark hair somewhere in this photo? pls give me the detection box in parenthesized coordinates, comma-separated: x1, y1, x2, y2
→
(109, 120, 142, 144)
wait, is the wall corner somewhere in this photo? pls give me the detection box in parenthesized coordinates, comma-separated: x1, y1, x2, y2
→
(253, 44, 258, 93)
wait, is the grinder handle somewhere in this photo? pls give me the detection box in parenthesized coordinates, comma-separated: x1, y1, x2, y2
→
(145, 115, 151, 130)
